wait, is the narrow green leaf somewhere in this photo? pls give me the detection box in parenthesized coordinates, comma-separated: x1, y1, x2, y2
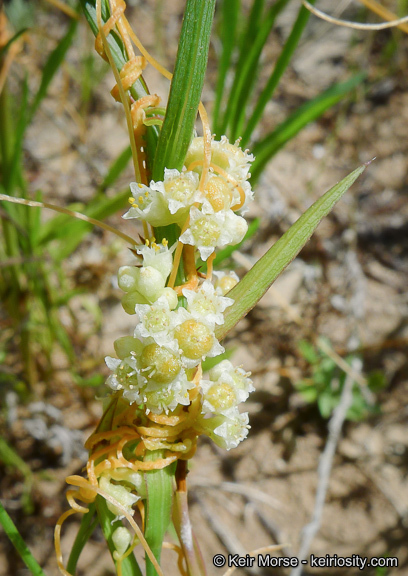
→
(30, 19, 78, 121)
(144, 451, 176, 576)
(0, 28, 28, 58)
(250, 74, 365, 183)
(215, 164, 367, 340)
(217, 0, 264, 136)
(242, 0, 315, 146)
(67, 503, 98, 574)
(152, 0, 216, 179)
(0, 499, 46, 576)
(213, 0, 240, 134)
(229, 0, 290, 141)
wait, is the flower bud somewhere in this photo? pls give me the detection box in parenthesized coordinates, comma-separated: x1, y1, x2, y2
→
(112, 527, 132, 558)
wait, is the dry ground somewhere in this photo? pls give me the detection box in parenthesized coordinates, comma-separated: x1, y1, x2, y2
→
(1, 1, 407, 575)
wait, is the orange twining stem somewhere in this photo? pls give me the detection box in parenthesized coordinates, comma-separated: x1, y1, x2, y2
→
(94, 0, 126, 60)
(147, 410, 188, 426)
(110, 57, 147, 99)
(206, 252, 216, 280)
(85, 426, 139, 449)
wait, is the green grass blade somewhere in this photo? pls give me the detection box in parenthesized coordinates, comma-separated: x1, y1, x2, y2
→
(215, 164, 367, 341)
(30, 18, 78, 121)
(212, 0, 240, 134)
(152, 0, 216, 179)
(0, 499, 46, 576)
(4, 77, 29, 194)
(0, 28, 28, 58)
(229, 0, 290, 141)
(95, 496, 143, 576)
(250, 74, 365, 183)
(217, 0, 264, 136)
(66, 503, 98, 574)
(242, 0, 315, 146)
(144, 451, 176, 576)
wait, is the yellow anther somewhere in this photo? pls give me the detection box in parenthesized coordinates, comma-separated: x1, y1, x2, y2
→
(145, 191, 149, 197)
(139, 196, 144, 203)
(128, 197, 135, 204)
(145, 239, 150, 246)
(138, 183, 143, 189)
(134, 204, 139, 208)
(162, 238, 168, 247)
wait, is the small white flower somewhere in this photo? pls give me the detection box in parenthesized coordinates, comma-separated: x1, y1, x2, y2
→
(105, 355, 143, 396)
(179, 207, 224, 261)
(183, 280, 233, 328)
(213, 270, 239, 295)
(180, 207, 248, 261)
(136, 242, 176, 284)
(135, 296, 178, 348)
(124, 182, 172, 227)
(213, 409, 250, 450)
(151, 169, 200, 217)
(197, 408, 250, 450)
(173, 307, 224, 368)
(185, 136, 254, 185)
(142, 370, 194, 414)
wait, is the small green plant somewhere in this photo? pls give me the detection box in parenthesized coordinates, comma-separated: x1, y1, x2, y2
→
(295, 338, 386, 420)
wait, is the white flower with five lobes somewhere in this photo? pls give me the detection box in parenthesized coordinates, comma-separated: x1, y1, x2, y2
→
(135, 295, 179, 347)
(136, 241, 176, 281)
(179, 206, 248, 261)
(213, 270, 239, 295)
(197, 408, 250, 450)
(124, 182, 172, 227)
(200, 360, 254, 415)
(150, 168, 200, 217)
(173, 306, 224, 368)
(142, 371, 194, 414)
(182, 280, 233, 329)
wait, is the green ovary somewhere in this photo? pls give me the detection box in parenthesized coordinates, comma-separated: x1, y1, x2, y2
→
(175, 320, 213, 359)
(140, 343, 181, 384)
(191, 217, 220, 247)
(206, 383, 236, 411)
(143, 308, 170, 332)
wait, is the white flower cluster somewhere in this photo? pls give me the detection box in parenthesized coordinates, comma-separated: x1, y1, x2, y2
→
(104, 136, 255, 450)
(124, 136, 254, 261)
(197, 360, 254, 450)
